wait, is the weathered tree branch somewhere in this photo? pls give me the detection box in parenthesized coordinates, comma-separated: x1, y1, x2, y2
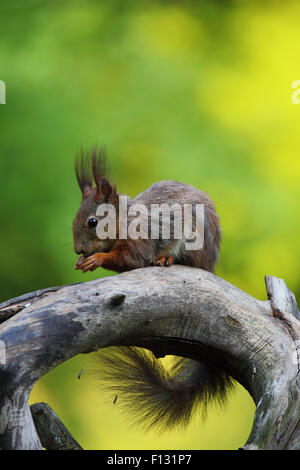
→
(30, 402, 83, 450)
(0, 266, 299, 450)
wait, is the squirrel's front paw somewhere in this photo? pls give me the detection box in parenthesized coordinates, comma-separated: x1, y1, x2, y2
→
(76, 254, 104, 273)
(152, 255, 175, 267)
(75, 256, 86, 270)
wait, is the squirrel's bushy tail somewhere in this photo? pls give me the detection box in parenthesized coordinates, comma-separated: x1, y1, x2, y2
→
(92, 346, 233, 431)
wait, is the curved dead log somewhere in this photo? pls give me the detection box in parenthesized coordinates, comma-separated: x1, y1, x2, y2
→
(0, 266, 299, 450)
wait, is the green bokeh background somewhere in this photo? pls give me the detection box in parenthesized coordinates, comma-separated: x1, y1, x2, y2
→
(1, 0, 299, 450)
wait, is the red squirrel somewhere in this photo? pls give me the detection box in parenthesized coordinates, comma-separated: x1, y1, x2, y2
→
(72, 147, 232, 430)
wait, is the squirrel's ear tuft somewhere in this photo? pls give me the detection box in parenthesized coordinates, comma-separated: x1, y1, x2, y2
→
(91, 145, 113, 201)
(91, 145, 109, 181)
(74, 147, 93, 200)
(75, 145, 113, 201)
(96, 177, 113, 201)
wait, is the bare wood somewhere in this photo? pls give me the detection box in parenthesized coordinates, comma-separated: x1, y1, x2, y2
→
(265, 275, 300, 320)
(30, 402, 83, 450)
(264, 275, 300, 449)
(0, 266, 299, 450)
(0, 284, 78, 324)
(0, 286, 63, 323)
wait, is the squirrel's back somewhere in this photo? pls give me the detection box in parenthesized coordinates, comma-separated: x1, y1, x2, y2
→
(130, 180, 221, 272)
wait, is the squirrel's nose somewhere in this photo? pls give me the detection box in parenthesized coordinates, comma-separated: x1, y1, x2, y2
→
(75, 249, 86, 256)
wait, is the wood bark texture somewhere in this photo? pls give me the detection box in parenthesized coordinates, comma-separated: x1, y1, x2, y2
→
(0, 266, 299, 450)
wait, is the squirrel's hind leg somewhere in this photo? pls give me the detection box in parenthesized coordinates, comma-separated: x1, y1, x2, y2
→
(152, 239, 184, 267)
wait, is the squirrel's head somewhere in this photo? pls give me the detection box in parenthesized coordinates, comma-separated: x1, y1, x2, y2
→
(72, 146, 119, 257)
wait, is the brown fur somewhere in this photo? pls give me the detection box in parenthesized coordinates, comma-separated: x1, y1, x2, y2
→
(73, 149, 221, 273)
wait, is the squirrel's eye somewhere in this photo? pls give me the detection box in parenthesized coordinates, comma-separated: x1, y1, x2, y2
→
(88, 217, 98, 229)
